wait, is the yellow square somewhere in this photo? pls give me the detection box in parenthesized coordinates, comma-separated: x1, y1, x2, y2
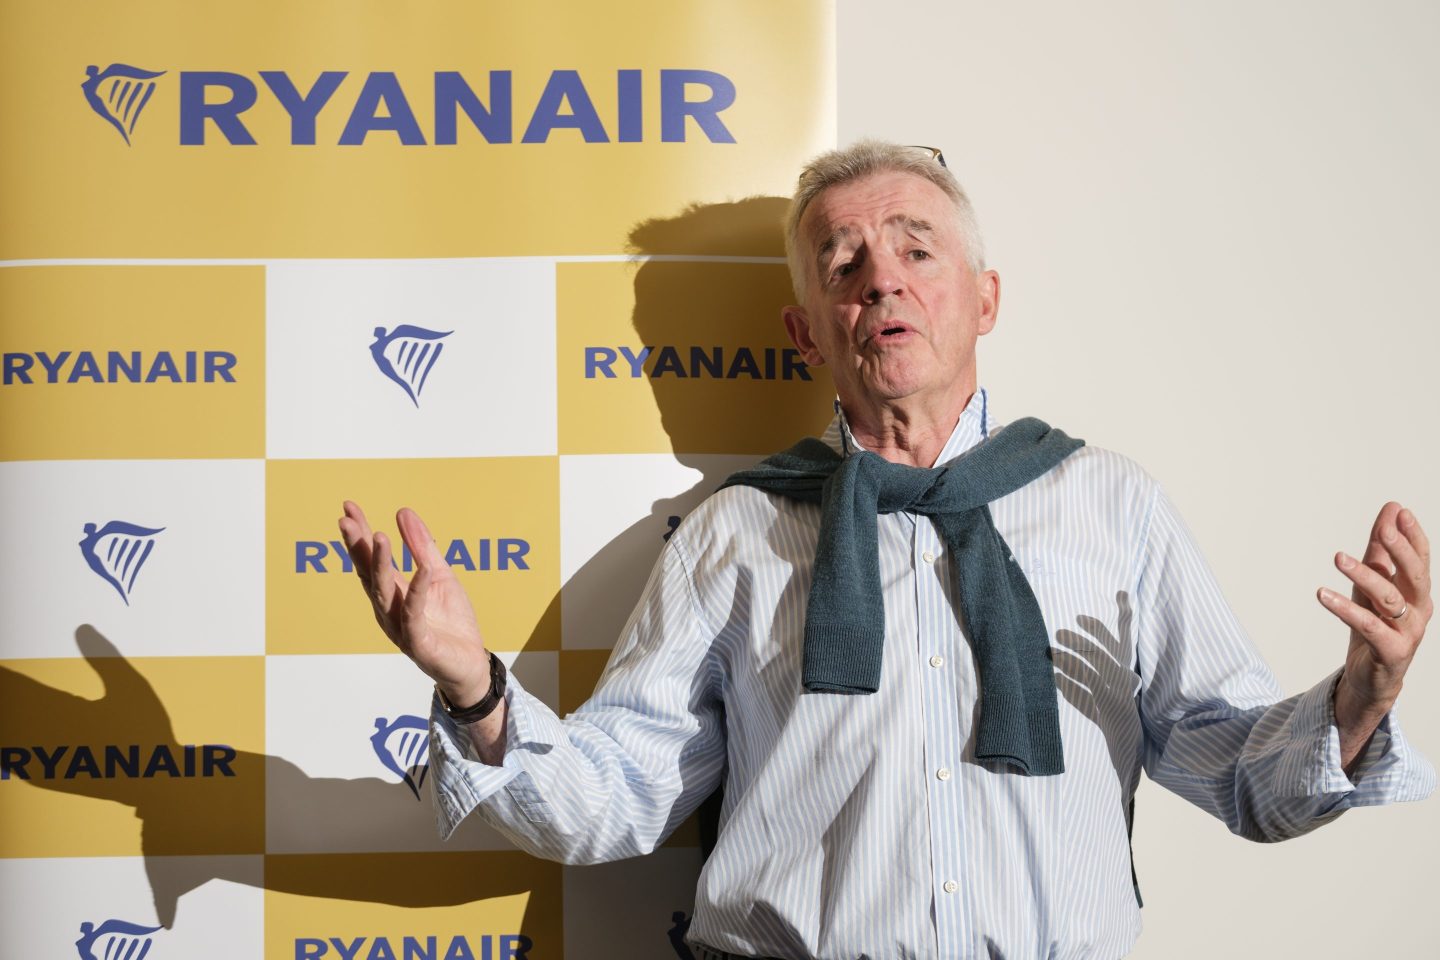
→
(265, 851, 562, 959)
(0, 646, 265, 857)
(0, 266, 265, 461)
(557, 261, 836, 454)
(267, 458, 561, 655)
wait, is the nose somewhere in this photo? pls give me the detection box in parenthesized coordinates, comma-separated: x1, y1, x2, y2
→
(861, 252, 904, 304)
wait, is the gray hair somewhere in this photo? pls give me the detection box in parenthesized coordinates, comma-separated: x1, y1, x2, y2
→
(784, 139, 986, 301)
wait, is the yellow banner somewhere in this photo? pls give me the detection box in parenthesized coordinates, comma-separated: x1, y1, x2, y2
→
(0, 1, 835, 259)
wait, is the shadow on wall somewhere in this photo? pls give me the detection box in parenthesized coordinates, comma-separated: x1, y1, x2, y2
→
(563, 197, 835, 855)
(2, 198, 837, 957)
(554, 194, 834, 694)
(0, 626, 544, 926)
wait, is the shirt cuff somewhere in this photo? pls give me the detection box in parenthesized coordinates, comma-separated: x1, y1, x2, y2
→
(1278, 668, 1437, 804)
(429, 670, 543, 840)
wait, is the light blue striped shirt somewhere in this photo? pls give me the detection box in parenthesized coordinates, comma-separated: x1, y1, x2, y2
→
(431, 388, 1434, 959)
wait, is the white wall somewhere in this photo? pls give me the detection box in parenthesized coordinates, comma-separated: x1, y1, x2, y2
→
(836, 1, 1439, 955)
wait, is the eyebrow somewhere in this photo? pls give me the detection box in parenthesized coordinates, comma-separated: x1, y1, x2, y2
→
(814, 215, 936, 266)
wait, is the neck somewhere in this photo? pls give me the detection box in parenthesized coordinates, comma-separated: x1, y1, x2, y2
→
(843, 386, 976, 467)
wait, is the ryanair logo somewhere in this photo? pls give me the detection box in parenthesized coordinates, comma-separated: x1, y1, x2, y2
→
(584, 345, 812, 381)
(76, 918, 163, 960)
(371, 715, 429, 801)
(3, 350, 238, 385)
(82, 64, 165, 145)
(81, 65, 737, 146)
(1, 743, 237, 780)
(295, 538, 531, 574)
(295, 934, 534, 960)
(370, 325, 451, 407)
(79, 520, 164, 605)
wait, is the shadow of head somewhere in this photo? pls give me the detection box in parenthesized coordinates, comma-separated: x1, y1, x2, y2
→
(623, 197, 833, 457)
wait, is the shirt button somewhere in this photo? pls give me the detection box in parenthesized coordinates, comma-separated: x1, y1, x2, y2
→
(929, 655, 944, 668)
(936, 767, 952, 781)
(943, 880, 958, 894)
(922, 551, 936, 564)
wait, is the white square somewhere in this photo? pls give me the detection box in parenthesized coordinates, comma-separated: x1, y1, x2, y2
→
(265, 651, 557, 853)
(266, 259, 557, 459)
(559, 454, 758, 650)
(0, 854, 263, 959)
(0, 460, 264, 659)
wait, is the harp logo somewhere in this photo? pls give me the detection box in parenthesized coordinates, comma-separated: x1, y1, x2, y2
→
(370, 326, 452, 407)
(75, 918, 163, 960)
(82, 64, 165, 146)
(79, 521, 164, 605)
(371, 715, 430, 801)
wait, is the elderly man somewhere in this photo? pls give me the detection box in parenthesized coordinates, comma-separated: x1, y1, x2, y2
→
(338, 141, 1433, 959)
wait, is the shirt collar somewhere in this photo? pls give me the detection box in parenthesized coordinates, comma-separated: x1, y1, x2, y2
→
(819, 387, 993, 467)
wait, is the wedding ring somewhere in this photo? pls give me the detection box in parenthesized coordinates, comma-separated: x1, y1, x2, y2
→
(1382, 603, 1409, 621)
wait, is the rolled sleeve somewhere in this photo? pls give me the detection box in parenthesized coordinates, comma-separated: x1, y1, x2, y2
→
(429, 672, 552, 840)
(1275, 669, 1437, 805)
(426, 535, 726, 864)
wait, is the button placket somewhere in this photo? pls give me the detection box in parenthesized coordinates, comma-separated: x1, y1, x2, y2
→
(912, 515, 969, 948)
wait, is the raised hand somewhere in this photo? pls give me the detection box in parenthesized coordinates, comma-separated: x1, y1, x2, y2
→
(1317, 502, 1432, 769)
(337, 501, 492, 709)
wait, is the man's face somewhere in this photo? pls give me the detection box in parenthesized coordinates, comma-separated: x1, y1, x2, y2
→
(783, 170, 999, 415)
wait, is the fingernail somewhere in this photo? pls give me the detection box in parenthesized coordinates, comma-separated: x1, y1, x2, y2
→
(1400, 509, 1414, 527)
(1382, 526, 1397, 543)
(1337, 552, 1354, 569)
(1319, 589, 1335, 604)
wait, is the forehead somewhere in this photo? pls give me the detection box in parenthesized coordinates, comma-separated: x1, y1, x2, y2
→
(800, 170, 956, 250)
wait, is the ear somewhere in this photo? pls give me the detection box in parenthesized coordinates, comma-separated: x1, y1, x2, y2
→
(782, 305, 826, 366)
(976, 269, 1000, 336)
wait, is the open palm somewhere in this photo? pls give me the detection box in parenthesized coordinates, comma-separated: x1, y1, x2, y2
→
(338, 502, 491, 706)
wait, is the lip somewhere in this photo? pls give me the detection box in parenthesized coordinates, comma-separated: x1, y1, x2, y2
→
(861, 320, 917, 348)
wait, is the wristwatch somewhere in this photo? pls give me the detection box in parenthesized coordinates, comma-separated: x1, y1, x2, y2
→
(435, 651, 507, 724)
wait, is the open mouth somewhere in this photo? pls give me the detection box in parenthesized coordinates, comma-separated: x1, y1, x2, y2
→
(865, 323, 913, 346)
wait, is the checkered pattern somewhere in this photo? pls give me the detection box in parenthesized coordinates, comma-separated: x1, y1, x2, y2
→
(0, 250, 835, 958)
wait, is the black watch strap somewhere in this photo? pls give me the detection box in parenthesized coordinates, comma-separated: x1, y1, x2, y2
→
(436, 651, 507, 724)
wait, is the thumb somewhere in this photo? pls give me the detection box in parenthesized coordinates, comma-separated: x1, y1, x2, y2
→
(396, 507, 447, 573)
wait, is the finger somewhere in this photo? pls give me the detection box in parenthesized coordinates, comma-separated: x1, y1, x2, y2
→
(1318, 587, 1404, 662)
(1335, 551, 1408, 619)
(1392, 507, 1432, 602)
(401, 563, 432, 651)
(1368, 501, 1405, 548)
(340, 501, 379, 583)
(397, 507, 448, 573)
(1400, 506, 1431, 565)
(343, 500, 375, 539)
(338, 516, 373, 590)
(1360, 535, 1394, 581)
(371, 531, 406, 627)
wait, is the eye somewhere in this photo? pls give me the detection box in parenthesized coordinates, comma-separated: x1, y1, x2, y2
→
(907, 249, 931, 261)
